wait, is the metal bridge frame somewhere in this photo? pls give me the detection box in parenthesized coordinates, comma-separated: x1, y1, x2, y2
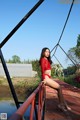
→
(50, 0, 79, 68)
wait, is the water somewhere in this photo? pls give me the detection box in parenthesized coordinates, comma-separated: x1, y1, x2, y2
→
(0, 101, 35, 120)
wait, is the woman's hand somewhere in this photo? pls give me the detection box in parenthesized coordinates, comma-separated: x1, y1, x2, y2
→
(42, 80, 46, 85)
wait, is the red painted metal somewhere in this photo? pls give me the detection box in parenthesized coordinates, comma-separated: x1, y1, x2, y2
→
(38, 83, 45, 120)
(8, 82, 46, 120)
(30, 99, 35, 120)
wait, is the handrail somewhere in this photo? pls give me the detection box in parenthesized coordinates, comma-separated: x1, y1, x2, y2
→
(8, 82, 46, 120)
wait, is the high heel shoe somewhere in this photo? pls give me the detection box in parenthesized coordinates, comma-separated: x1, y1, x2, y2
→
(65, 105, 71, 111)
(58, 104, 71, 112)
(58, 104, 67, 112)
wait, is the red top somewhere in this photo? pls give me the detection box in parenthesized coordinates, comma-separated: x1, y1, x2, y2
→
(40, 57, 51, 79)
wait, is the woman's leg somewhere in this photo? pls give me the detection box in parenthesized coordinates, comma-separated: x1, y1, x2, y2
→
(57, 86, 67, 106)
(44, 75, 60, 89)
(57, 87, 71, 111)
(43, 76, 71, 111)
(44, 76, 65, 104)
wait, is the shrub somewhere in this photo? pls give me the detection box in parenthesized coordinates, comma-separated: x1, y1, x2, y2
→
(64, 74, 80, 88)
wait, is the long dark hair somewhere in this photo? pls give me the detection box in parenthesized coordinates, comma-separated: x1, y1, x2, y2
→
(39, 47, 52, 64)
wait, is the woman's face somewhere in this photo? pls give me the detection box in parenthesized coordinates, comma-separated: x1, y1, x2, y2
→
(44, 49, 50, 58)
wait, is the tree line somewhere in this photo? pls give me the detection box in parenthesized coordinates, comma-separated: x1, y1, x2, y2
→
(0, 34, 79, 78)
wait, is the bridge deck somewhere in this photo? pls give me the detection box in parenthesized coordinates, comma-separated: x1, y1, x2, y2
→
(44, 79, 80, 120)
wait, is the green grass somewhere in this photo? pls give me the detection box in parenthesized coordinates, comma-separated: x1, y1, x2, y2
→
(0, 76, 41, 101)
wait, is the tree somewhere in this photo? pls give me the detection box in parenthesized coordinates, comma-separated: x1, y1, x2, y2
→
(67, 34, 80, 63)
(75, 35, 80, 59)
(63, 65, 77, 76)
(9, 55, 21, 63)
(51, 64, 64, 77)
(23, 59, 31, 64)
(32, 59, 41, 78)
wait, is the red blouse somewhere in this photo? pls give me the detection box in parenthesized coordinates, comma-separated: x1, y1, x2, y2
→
(40, 57, 51, 79)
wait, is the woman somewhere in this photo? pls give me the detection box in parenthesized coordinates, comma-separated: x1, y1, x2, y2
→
(39, 47, 71, 112)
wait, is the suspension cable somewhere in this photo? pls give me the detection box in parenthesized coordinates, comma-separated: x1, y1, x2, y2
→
(53, 54, 64, 68)
(51, 0, 75, 55)
(58, 44, 77, 67)
(50, 44, 58, 53)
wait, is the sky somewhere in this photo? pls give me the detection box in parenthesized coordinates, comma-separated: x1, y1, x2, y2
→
(0, 0, 80, 68)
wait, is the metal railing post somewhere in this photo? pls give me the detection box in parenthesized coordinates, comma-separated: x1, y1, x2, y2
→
(30, 99, 35, 120)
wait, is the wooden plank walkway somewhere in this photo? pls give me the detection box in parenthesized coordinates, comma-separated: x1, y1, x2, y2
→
(44, 79, 80, 120)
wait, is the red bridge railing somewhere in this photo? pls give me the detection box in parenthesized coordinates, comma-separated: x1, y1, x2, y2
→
(9, 82, 46, 120)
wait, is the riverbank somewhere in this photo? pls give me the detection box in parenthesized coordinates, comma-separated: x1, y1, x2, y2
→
(0, 76, 40, 101)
